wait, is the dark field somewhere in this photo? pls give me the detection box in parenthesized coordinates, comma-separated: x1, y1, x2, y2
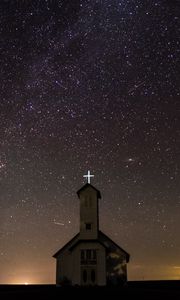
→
(0, 281, 180, 299)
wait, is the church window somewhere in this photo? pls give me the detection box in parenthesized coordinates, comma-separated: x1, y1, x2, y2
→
(85, 223, 92, 230)
(88, 198, 92, 207)
(81, 250, 85, 260)
(83, 270, 87, 283)
(86, 249, 91, 260)
(92, 250, 96, 260)
(84, 196, 92, 208)
(81, 249, 97, 265)
(91, 270, 96, 283)
(84, 198, 88, 207)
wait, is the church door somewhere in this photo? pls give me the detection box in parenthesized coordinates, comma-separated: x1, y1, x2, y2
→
(81, 267, 97, 285)
(80, 249, 97, 285)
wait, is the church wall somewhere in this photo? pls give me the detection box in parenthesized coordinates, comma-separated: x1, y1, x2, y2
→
(56, 249, 73, 285)
(56, 248, 81, 285)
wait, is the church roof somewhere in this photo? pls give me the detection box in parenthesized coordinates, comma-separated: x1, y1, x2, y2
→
(53, 230, 130, 262)
(77, 183, 101, 199)
(98, 231, 130, 262)
(53, 233, 80, 258)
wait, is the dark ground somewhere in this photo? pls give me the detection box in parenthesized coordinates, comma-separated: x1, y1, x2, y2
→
(0, 281, 180, 299)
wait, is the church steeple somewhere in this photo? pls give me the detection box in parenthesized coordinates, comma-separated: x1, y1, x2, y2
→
(77, 177, 101, 239)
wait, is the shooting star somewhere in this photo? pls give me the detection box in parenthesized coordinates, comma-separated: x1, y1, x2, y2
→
(128, 80, 145, 94)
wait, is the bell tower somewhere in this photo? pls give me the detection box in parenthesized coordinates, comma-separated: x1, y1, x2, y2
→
(77, 171, 101, 239)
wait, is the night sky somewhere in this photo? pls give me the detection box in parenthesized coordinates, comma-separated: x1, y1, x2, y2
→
(0, 0, 180, 284)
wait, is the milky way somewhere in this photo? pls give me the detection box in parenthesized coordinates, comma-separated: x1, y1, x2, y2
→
(0, 0, 180, 283)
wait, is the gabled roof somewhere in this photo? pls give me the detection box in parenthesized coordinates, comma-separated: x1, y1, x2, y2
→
(77, 183, 101, 199)
(99, 230, 130, 262)
(53, 230, 130, 262)
(53, 233, 79, 258)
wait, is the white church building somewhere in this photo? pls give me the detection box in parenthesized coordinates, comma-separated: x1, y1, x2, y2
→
(53, 171, 130, 286)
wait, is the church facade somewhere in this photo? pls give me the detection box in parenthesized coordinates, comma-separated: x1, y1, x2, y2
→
(53, 182, 130, 286)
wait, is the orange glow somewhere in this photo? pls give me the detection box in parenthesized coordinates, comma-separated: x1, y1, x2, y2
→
(128, 264, 180, 281)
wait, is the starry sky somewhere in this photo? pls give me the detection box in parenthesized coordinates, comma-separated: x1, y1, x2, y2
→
(0, 0, 180, 284)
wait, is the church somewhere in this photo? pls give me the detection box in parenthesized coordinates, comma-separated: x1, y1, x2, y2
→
(53, 171, 130, 286)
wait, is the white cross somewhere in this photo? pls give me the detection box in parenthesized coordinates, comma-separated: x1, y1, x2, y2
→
(83, 170, 94, 184)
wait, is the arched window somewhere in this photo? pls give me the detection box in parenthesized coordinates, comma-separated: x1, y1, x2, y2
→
(91, 270, 95, 283)
(83, 270, 87, 283)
